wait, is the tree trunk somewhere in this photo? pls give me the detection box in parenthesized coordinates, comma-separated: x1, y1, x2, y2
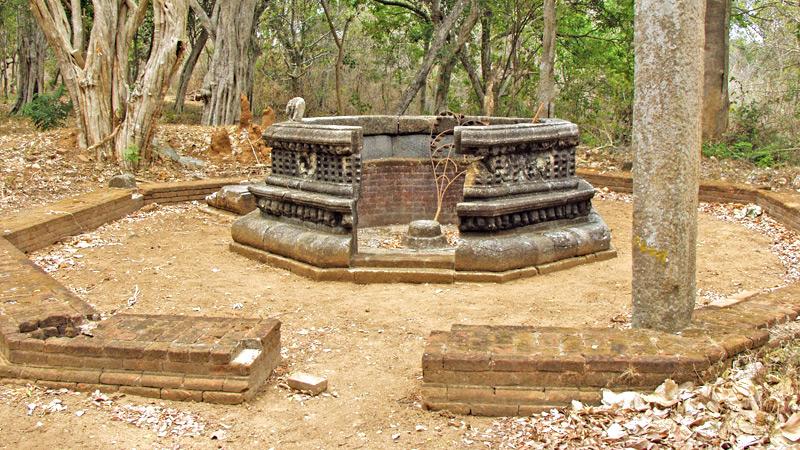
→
(31, 0, 188, 168)
(395, 0, 473, 115)
(11, 7, 46, 114)
(321, 0, 353, 116)
(115, 0, 189, 166)
(200, 0, 265, 125)
(174, 29, 208, 113)
(702, 0, 730, 142)
(418, 38, 430, 114)
(537, 0, 556, 117)
(433, 55, 456, 112)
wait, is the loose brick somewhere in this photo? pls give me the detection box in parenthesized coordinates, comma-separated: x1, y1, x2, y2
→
(286, 373, 327, 395)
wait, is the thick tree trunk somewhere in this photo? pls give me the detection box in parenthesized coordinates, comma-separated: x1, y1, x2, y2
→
(115, 0, 188, 166)
(200, 0, 264, 125)
(31, 0, 188, 168)
(537, 0, 556, 117)
(11, 8, 46, 114)
(174, 29, 208, 113)
(702, 0, 730, 142)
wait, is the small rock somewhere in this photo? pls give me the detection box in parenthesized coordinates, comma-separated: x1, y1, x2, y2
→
(108, 173, 136, 189)
(287, 373, 328, 396)
(156, 146, 181, 162)
(206, 184, 257, 215)
(178, 155, 206, 169)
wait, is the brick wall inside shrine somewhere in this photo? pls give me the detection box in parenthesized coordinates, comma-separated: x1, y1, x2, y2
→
(357, 158, 465, 227)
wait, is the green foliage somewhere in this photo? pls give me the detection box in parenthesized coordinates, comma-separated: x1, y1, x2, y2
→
(19, 85, 73, 130)
(702, 100, 796, 168)
(123, 144, 141, 164)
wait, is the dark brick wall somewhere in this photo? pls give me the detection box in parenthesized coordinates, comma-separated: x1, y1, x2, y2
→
(357, 158, 465, 226)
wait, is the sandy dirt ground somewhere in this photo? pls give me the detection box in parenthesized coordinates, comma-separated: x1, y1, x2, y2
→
(0, 198, 788, 449)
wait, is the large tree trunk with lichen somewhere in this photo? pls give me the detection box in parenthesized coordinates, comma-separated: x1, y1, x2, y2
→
(702, 0, 730, 142)
(30, 0, 188, 168)
(537, 0, 556, 117)
(199, 0, 265, 125)
(11, 7, 46, 114)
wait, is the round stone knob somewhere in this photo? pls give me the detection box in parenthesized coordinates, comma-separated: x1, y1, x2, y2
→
(404, 220, 448, 249)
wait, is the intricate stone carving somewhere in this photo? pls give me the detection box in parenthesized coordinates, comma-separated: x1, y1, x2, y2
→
(455, 120, 595, 233)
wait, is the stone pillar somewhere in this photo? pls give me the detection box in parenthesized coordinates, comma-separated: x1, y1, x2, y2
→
(631, 1, 704, 332)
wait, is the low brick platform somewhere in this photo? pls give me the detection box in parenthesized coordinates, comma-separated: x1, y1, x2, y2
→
(0, 189, 142, 253)
(421, 285, 800, 416)
(0, 229, 281, 404)
(578, 168, 800, 233)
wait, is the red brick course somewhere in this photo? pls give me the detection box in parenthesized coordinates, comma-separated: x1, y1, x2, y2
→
(0, 181, 281, 404)
(422, 284, 800, 416)
(358, 159, 465, 226)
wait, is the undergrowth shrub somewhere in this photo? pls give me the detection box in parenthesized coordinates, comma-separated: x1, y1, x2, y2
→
(19, 85, 73, 130)
(703, 100, 798, 168)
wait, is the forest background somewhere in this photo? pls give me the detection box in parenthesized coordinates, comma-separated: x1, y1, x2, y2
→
(0, 0, 797, 170)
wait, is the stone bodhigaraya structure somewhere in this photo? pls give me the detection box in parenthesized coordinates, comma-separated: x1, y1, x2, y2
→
(230, 113, 613, 282)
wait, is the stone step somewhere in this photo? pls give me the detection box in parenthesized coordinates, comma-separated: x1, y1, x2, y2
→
(351, 252, 454, 269)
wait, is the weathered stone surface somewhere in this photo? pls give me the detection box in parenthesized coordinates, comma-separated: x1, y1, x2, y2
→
(231, 210, 352, 268)
(631, 0, 704, 331)
(455, 212, 610, 272)
(108, 174, 136, 189)
(362, 135, 393, 160)
(404, 220, 448, 249)
(206, 185, 258, 215)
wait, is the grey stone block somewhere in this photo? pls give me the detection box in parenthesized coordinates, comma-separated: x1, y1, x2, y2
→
(207, 185, 257, 215)
(398, 116, 436, 134)
(301, 115, 397, 135)
(362, 135, 393, 160)
(392, 134, 436, 158)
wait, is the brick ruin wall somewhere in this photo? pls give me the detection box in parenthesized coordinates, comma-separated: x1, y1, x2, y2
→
(357, 159, 465, 227)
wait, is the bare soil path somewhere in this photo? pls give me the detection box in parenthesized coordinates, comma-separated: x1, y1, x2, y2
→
(0, 198, 787, 449)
